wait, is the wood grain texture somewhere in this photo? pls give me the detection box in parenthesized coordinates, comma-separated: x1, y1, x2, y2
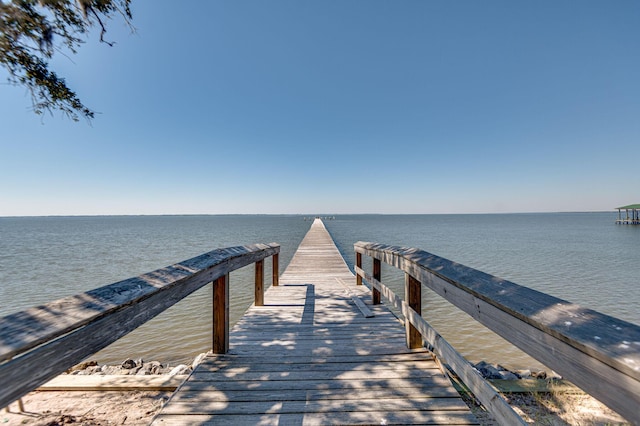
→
(38, 375, 187, 391)
(213, 274, 229, 354)
(355, 241, 640, 424)
(272, 253, 279, 287)
(153, 219, 478, 425)
(405, 273, 422, 349)
(254, 259, 264, 307)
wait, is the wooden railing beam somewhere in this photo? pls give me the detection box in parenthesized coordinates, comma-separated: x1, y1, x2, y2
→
(356, 252, 362, 286)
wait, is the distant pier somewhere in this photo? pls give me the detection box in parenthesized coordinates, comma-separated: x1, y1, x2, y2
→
(615, 204, 640, 225)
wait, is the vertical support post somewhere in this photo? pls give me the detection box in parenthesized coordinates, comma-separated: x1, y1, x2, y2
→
(272, 253, 279, 287)
(255, 259, 264, 306)
(356, 252, 362, 285)
(212, 274, 229, 354)
(372, 258, 381, 305)
(405, 273, 422, 349)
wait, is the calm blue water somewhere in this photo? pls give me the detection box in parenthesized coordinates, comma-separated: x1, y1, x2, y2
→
(1, 213, 637, 370)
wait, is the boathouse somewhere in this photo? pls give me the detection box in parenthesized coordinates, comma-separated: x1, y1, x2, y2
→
(615, 204, 640, 225)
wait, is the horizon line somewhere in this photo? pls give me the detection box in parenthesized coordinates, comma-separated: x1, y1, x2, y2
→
(0, 210, 614, 219)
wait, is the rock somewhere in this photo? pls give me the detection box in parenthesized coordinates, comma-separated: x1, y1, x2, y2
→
(66, 360, 98, 373)
(148, 361, 164, 375)
(121, 358, 137, 369)
(169, 364, 189, 376)
(136, 361, 162, 375)
(532, 370, 547, 379)
(474, 361, 503, 379)
(515, 369, 532, 379)
(77, 360, 98, 370)
(101, 366, 122, 375)
(497, 370, 519, 380)
(474, 361, 523, 380)
(191, 352, 208, 369)
(548, 371, 563, 380)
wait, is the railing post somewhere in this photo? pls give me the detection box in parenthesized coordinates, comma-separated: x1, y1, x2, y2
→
(405, 273, 422, 349)
(272, 253, 279, 287)
(372, 258, 381, 304)
(212, 274, 229, 354)
(255, 259, 264, 306)
(356, 252, 362, 285)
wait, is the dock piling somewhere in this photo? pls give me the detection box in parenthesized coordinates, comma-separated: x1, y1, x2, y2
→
(212, 274, 229, 354)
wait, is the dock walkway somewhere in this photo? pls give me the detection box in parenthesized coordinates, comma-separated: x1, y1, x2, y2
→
(152, 219, 478, 425)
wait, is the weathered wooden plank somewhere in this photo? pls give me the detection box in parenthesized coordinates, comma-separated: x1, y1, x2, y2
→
(227, 345, 417, 358)
(159, 397, 471, 415)
(152, 411, 480, 425)
(197, 354, 435, 369)
(336, 278, 375, 317)
(198, 352, 435, 365)
(188, 367, 442, 382)
(191, 359, 440, 374)
(227, 327, 401, 337)
(178, 377, 458, 392)
(170, 386, 460, 402)
(198, 352, 433, 364)
(38, 375, 187, 391)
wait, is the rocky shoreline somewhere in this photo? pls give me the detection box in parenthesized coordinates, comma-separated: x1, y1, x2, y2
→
(472, 360, 561, 381)
(65, 353, 209, 377)
(65, 353, 561, 382)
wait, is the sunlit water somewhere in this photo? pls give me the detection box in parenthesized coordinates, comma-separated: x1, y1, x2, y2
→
(1, 213, 637, 370)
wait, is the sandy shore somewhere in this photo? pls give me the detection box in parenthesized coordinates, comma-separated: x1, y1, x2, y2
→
(2, 390, 170, 425)
(2, 384, 629, 425)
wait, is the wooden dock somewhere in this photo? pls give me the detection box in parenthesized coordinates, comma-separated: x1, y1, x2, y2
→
(152, 219, 478, 425)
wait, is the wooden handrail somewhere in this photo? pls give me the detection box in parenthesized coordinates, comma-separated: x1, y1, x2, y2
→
(0, 243, 279, 409)
(354, 241, 640, 425)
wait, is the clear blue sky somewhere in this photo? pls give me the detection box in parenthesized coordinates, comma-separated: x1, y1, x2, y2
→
(1, 1, 638, 216)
